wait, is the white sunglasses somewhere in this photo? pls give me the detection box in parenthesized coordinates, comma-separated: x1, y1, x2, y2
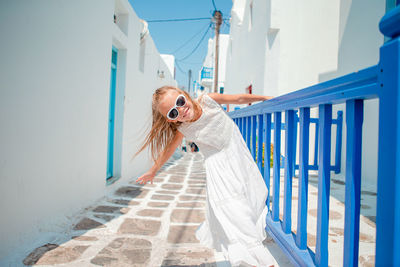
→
(166, 94, 187, 120)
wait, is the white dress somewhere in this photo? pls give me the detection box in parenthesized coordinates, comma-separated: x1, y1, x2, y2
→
(178, 94, 275, 267)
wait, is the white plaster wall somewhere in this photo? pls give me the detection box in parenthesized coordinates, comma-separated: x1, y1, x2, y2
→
(121, 33, 177, 182)
(200, 35, 229, 92)
(217, 35, 230, 90)
(161, 54, 176, 79)
(224, 0, 385, 185)
(320, 0, 385, 187)
(0, 0, 176, 261)
(225, 0, 270, 96)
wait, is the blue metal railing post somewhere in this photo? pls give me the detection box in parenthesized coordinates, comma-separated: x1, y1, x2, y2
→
(313, 120, 319, 169)
(343, 99, 363, 267)
(257, 114, 264, 174)
(240, 117, 244, 136)
(247, 116, 252, 150)
(296, 107, 310, 249)
(376, 6, 400, 266)
(252, 116, 257, 159)
(264, 114, 272, 208)
(292, 111, 298, 178)
(315, 104, 332, 267)
(243, 117, 247, 143)
(273, 112, 282, 221)
(334, 111, 343, 174)
(283, 110, 295, 233)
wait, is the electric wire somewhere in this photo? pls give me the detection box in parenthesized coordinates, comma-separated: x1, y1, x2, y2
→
(212, 0, 217, 10)
(176, 23, 212, 62)
(171, 22, 211, 54)
(146, 17, 210, 23)
(175, 60, 187, 75)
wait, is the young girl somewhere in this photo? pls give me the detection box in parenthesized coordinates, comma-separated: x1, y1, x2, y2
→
(136, 86, 275, 267)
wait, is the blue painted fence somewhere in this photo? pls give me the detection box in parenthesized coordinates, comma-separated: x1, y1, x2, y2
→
(229, 7, 400, 267)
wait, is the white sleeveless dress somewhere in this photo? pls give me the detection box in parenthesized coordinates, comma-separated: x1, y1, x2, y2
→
(178, 94, 275, 267)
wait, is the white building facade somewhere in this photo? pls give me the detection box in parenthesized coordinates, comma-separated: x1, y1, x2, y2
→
(224, 0, 387, 186)
(0, 0, 176, 261)
(197, 35, 230, 95)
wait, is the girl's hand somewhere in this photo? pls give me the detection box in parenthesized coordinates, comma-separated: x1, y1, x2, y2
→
(136, 170, 156, 185)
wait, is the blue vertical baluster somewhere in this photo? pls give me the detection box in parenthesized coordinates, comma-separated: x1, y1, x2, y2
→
(314, 120, 319, 169)
(283, 110, 295, 233)
(335, 111, 343, 174)
(296, 107, 310, 249)
(240, 117, 244, 136)
(264, 113, 272, 208)
(247, 116, 252, 150)
(257, 114, 264, 174)
(293, 111, 298, 178)
(315, 104, 332, 266)
(343, 99, 363, 267)
(243, 117, 247, 142)
(376, 8, 400, 266)
(273, 112, 282, 221)
(252, 115, 257, 159)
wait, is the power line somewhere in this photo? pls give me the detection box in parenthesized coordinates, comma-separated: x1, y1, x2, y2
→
(171, 22, 211, 54)
(176, 23, 212, 62)
(146, 17, 210, 23)
(211, 0, 217, 10)
(175, 60, 186, 75)
(223, 19, 230, 30)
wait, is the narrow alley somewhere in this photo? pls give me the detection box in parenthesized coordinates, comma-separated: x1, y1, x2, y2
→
(21, 152, 291, 267)
(20, 149, 377, 267)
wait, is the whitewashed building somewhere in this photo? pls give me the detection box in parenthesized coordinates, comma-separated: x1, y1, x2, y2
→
(198, 35, 230, 95)
(0, 0, 176, 262)
(224, 0, 387, 186)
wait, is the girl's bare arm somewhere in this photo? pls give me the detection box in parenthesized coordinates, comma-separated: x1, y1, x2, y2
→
(208, 92, 273, 105)
(136, 131, 184, 184)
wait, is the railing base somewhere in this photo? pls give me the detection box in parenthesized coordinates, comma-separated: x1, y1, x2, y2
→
(265, 214, 315, 267)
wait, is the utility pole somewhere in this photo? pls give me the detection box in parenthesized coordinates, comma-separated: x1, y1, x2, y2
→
(188, 69, 192, 93)
(213, 10, 222, 93)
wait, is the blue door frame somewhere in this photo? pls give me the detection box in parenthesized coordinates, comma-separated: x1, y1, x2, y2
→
(107, 46, 118, 180)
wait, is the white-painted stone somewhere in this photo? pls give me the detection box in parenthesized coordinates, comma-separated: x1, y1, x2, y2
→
(0, 0, 176, 262)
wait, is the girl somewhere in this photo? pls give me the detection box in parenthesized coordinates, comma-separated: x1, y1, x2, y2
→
(136, 86, 275, 267)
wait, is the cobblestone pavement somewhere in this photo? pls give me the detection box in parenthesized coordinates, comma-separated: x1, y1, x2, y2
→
(22, 152, 292, 267)
(21, 151, 377, 267)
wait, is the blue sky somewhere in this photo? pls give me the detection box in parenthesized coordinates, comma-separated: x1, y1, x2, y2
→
(128, 0, 233, 89)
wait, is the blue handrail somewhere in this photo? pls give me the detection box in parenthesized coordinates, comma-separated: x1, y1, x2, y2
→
(229, 6, 400, 267)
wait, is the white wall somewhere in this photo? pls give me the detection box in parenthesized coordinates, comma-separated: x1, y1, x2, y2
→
(224, 0, 385, 185)
(0, 0, 176, 261)
(161, 54, 176, 79)
(199, 35, 229, 92)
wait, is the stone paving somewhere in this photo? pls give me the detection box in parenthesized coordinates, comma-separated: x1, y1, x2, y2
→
(21, 151, 377, 267)
(22, 152, 292, 267)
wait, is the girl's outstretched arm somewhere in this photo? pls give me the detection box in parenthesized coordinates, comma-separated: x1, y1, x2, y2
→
(208, 92, 273, 105)
(136, 131, 184, 184)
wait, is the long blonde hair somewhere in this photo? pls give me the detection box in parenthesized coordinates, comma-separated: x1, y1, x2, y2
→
(136, 86, 201, 162)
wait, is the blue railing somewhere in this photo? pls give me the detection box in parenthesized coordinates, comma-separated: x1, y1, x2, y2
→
(262, 110, 343, 174)
(200, 67, 213, 80)
(229, 7, 400, 267)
